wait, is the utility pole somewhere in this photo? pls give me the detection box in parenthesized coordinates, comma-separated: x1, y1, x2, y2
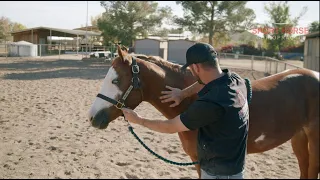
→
(85, 1, 88, 57)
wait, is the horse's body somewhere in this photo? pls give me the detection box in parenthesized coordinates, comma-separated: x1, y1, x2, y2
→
(88, 47, 319, 179)
(135, 55, 319, 179)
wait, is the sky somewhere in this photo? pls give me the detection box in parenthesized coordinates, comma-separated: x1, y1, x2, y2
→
(0, 1, 319, 35)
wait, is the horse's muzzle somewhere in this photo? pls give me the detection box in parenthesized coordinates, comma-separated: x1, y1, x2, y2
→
(91, 109, 111, 129)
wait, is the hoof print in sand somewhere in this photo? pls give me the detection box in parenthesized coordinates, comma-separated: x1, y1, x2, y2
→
(48, 146, 57, 151)
(50, 136, 57, 140)
(178, 167, 186, 171)
(159, 171, 170, 176)
(125, 172, 139, 179)
(116, 162, 131, 166)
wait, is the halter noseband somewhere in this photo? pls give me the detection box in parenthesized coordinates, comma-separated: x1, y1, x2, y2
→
(96, 56, 142, 109)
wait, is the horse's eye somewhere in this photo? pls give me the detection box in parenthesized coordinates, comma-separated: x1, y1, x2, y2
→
(112, 79, 119, 84)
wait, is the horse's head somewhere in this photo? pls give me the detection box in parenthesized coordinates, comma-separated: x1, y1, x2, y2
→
(88, 45, 143, 129)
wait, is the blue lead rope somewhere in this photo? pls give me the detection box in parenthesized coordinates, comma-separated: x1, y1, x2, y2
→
(126, 78, 252, 166)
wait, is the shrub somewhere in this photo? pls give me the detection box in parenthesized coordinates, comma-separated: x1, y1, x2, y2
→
(281, 44, 304, 53)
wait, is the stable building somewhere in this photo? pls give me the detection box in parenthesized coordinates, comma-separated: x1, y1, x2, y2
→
(167, 39, 196, 64)
(304, 31, 319, 72)
(11, 26, 101, 56)
(133, 38, 168, 60)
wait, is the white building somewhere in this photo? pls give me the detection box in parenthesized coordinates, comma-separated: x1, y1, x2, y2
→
(133, 39, 168, 60)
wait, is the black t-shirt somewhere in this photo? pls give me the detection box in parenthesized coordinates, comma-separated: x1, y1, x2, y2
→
(180, 69, 249, 175)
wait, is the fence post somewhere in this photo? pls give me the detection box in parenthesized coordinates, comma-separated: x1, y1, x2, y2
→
(270, 61, 272, 74)
(276, 62, 278, 74)
(284, 63, 287, 71)
(5, 41, 8, 58)
(265, 59, 267, 74)
(251, 55, 254, 71)
(59, 44, 61, 59)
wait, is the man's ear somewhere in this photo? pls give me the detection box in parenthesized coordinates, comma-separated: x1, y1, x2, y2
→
(194, 64, 201, 73)
(117, 44, 132, 65)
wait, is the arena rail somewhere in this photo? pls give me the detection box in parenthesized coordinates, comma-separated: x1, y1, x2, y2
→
(1, 42, 303, 76)
(217, 53, 302, 75)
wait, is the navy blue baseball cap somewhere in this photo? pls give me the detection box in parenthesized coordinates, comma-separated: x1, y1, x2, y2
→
(181, 42, 218, 70)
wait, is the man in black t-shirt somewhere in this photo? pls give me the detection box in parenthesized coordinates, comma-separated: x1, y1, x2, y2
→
(122, 43, 249, 179)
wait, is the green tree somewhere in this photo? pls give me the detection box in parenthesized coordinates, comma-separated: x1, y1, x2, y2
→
(0, 16, 27, 40)
(239, 31, 257, 44)
(169, 27, 184, 34)
(174, 1, 256, 45)
(149, 27, 185, 38)
(263, 1, 307, 52)
(0, 16, 11, 40)
(248, 40, 256, 47)
(282, 36, 301, 48)
(98, 1, 172, 46)
(308, 21, 319, 33)
(213, 32, 231, 48)
(262, 36, 269, 49)
(91, 14, 102, 27)
(149, 28, 169, 38)
(11, 22, 27, 32)
(198, 32, 231, 49)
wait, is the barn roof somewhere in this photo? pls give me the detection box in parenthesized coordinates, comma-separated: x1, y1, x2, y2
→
(305, 31, 320, 39)
(167, 39, 197, 43)
(11, 26, 101, 36)
(135, 38, 167, 42)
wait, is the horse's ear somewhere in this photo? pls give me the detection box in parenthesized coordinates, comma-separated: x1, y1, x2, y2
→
(117, 44, 131, 64)
(117, 44, 125, 62)
(121, 45, 129, 53)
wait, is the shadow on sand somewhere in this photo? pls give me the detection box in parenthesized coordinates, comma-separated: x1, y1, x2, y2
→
(1, 59, 111, 80)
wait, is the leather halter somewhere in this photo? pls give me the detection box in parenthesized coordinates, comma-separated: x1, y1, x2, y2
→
(97, 56, 142, 109)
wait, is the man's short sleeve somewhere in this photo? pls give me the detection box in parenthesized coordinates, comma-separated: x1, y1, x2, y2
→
(180, 100, 225, 130)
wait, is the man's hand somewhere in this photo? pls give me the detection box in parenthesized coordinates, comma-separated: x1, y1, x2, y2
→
(159, 86, 184, 107)
(121, 108, 143, 125)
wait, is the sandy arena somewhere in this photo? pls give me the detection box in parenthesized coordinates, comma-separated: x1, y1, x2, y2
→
(0, 56, 300, 179)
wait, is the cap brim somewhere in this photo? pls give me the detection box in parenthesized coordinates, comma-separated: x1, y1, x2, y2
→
(180, 63, 189, 71)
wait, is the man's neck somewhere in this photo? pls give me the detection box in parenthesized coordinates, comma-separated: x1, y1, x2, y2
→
(202, 68, 225, 84)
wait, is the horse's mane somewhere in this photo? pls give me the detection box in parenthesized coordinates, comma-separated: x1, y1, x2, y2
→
(131, 53, 188, 75)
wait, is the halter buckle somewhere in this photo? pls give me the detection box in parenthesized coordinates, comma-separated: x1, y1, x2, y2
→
(132, 65, 139, 74)
(115, 101, 125, 109)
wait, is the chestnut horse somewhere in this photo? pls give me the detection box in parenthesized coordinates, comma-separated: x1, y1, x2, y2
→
(88, 46, 319, 179)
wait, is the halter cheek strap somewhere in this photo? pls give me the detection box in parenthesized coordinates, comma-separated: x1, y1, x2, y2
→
(97, 57, 142, 109)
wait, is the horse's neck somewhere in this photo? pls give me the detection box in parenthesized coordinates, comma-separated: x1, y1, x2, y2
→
(139, 60, 198, 119)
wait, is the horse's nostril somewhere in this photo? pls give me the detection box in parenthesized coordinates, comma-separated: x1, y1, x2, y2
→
(90, 117, 93, 122)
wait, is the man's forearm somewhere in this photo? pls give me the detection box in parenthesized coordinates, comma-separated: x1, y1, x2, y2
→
(139, 118, 175, 134)
(181, 82, 204, 99)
